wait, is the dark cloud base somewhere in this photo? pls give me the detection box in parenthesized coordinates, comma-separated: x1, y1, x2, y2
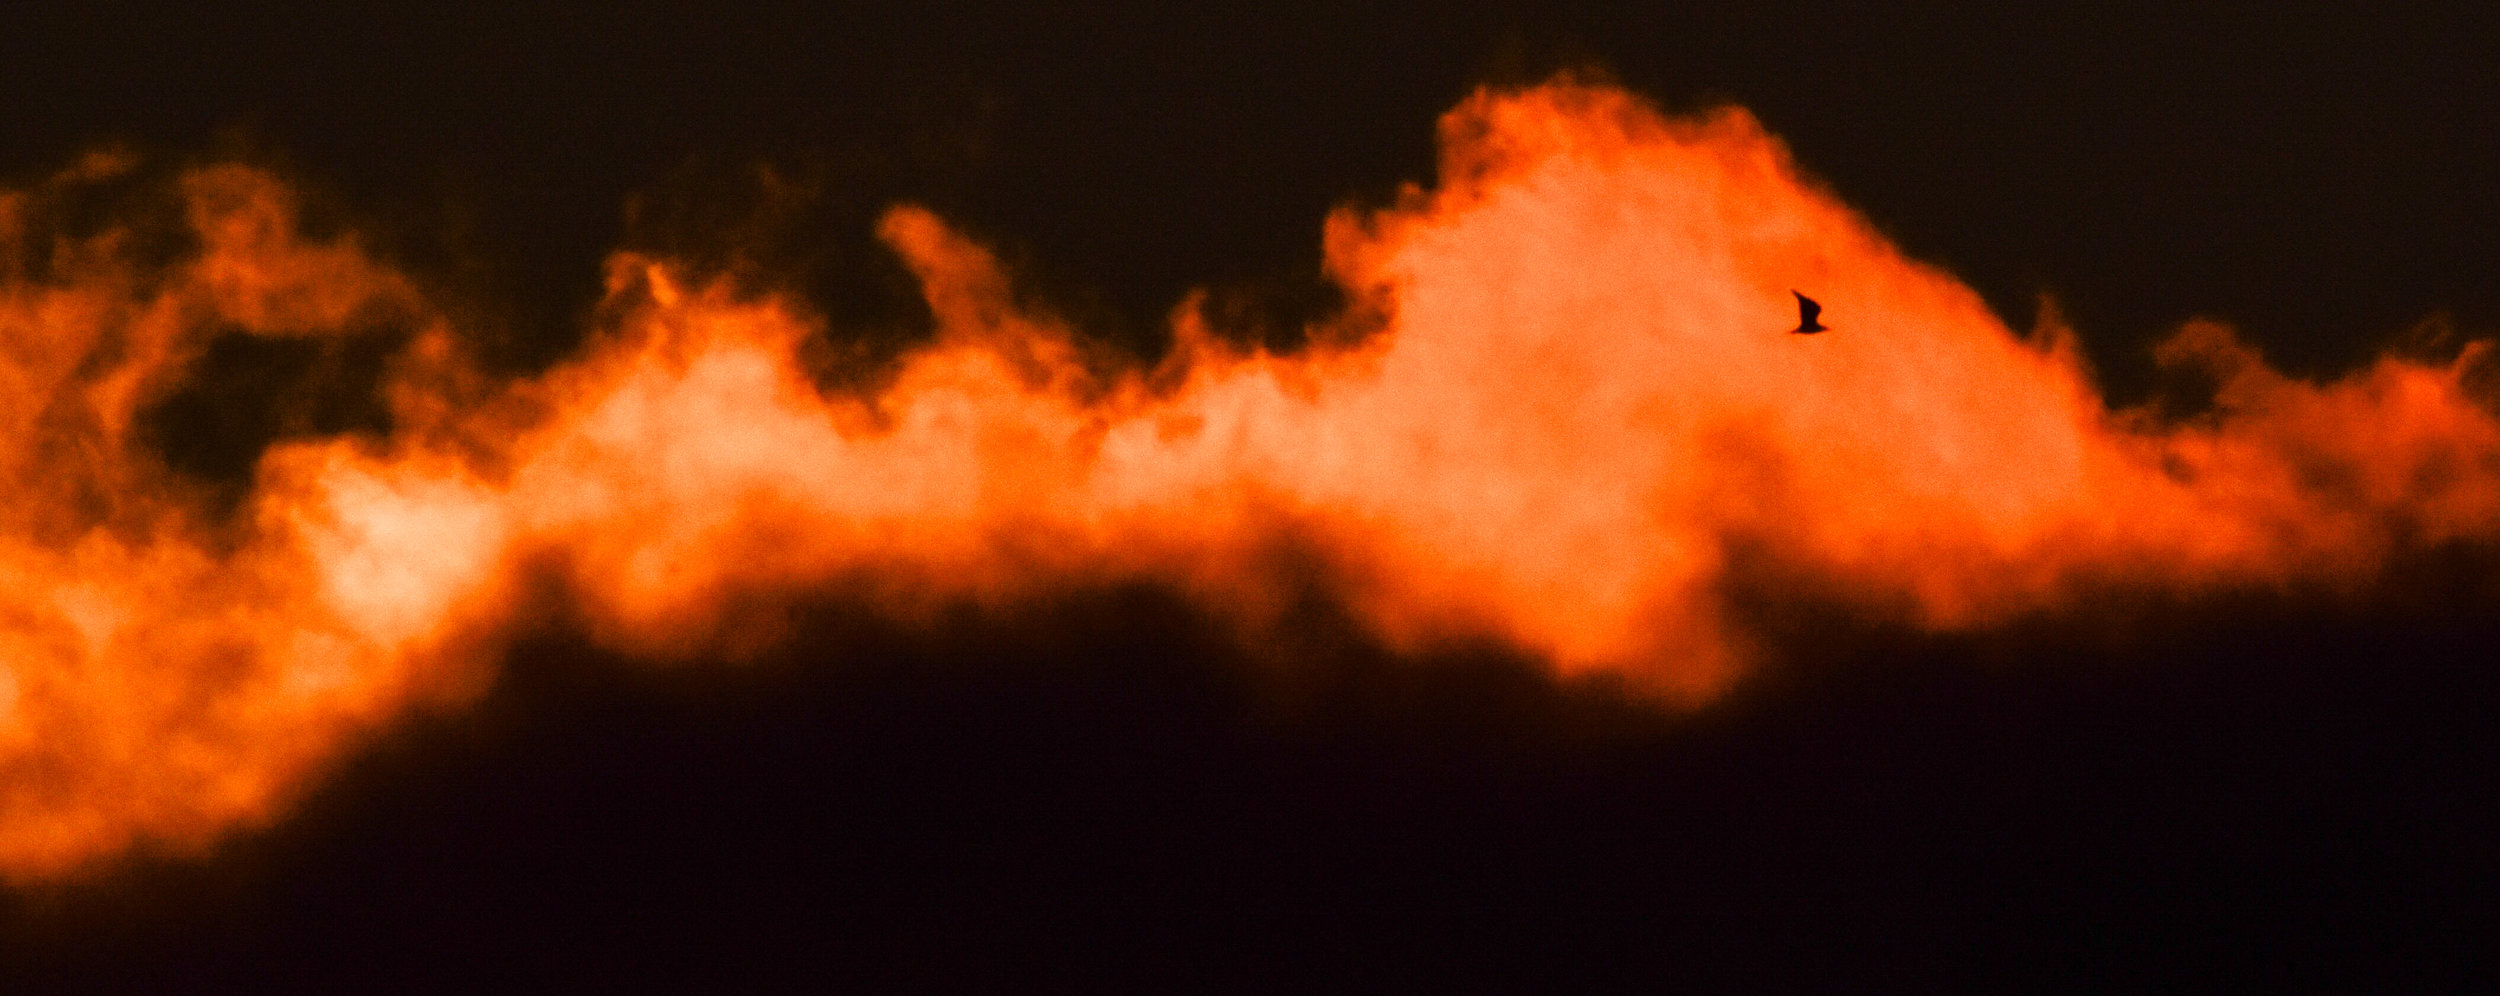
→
(6, 553, 2495, 990)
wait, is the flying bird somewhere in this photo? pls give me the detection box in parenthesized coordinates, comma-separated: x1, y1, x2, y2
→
(1790, 291, 1828, 334)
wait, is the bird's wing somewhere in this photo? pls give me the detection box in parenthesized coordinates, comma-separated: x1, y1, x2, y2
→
(1793, 292, 1821, 325)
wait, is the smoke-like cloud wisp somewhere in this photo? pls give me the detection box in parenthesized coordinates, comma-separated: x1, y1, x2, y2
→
(3, 81, 2496, 880)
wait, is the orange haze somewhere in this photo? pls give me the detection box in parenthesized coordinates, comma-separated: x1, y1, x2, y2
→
(3, 81, 2497, 881)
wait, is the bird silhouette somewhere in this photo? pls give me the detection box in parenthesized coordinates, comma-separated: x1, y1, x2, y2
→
(1790, 291, 1828, 334)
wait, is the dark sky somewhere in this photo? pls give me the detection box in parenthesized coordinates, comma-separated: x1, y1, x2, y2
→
(5, 3, 2499, 989)
(5, 2, 2495, 382)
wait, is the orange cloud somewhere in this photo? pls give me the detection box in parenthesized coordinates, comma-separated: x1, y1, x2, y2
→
(3, 79, 2496, 881)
